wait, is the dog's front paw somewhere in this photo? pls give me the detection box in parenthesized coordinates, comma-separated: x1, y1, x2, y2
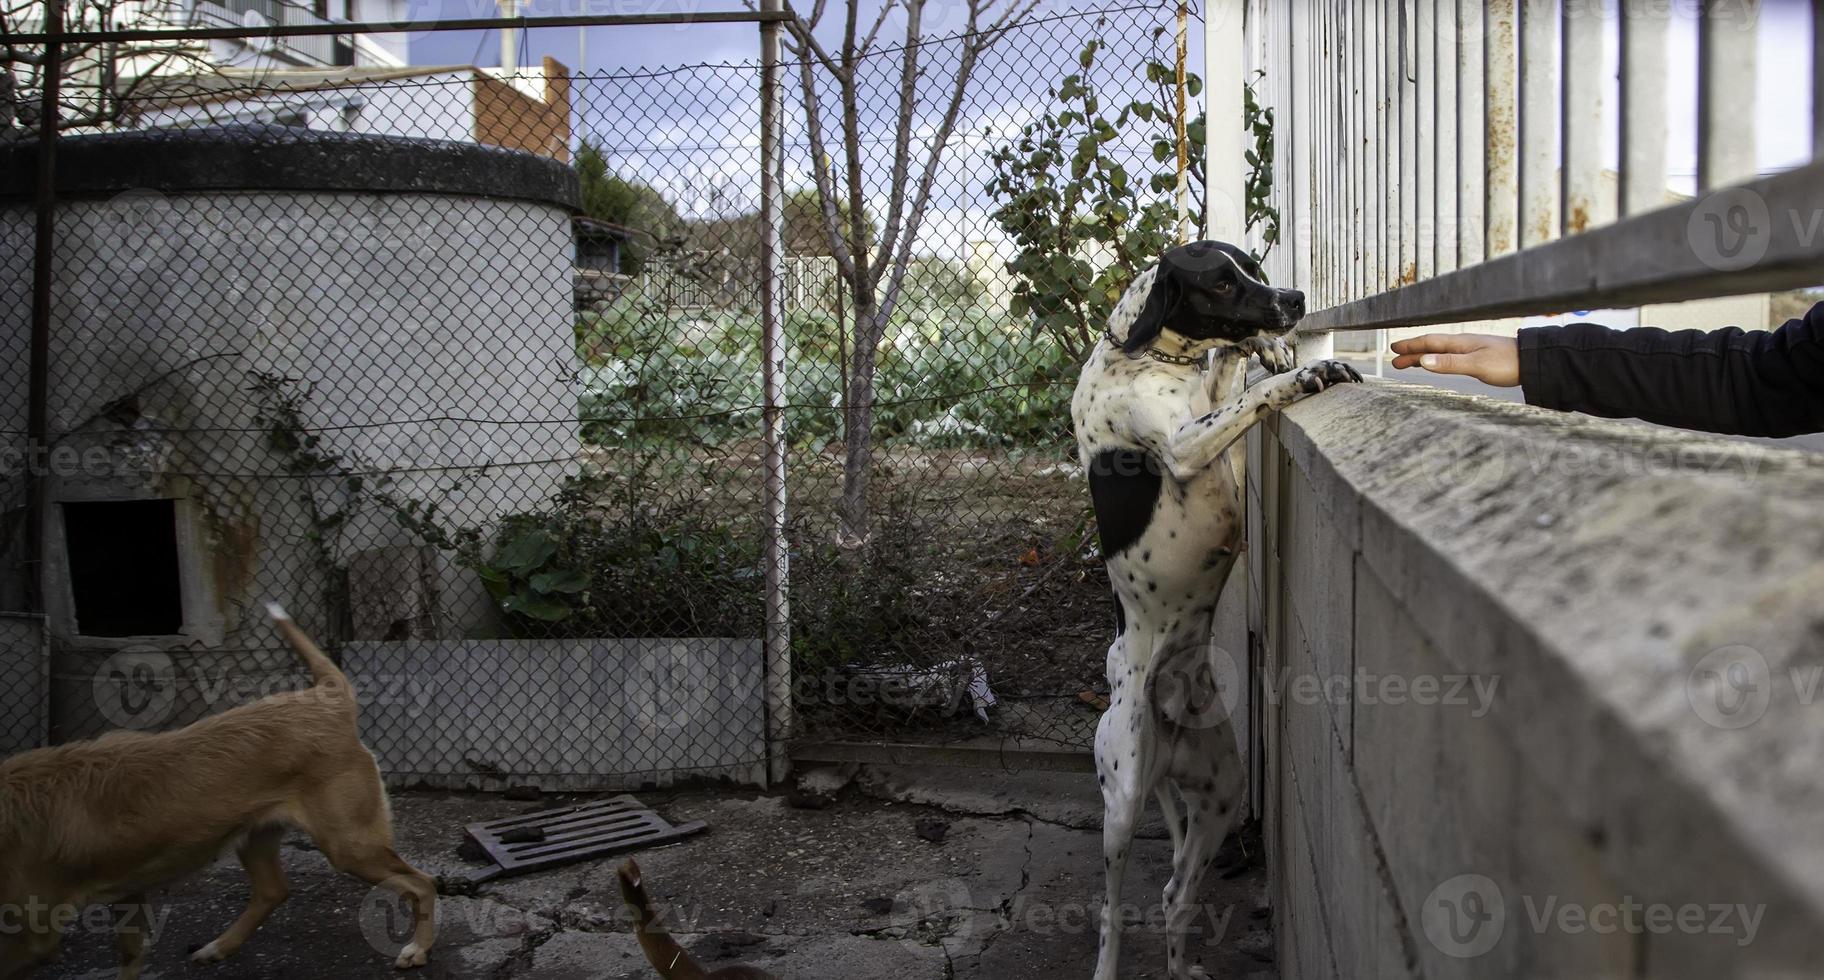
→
(394, 942, 430, 970)
(190, 941, 227, 963)
(1294, 359, 1363, 394)
(1252, 336, 1298, 374)
(1233, 335, 1296, 374)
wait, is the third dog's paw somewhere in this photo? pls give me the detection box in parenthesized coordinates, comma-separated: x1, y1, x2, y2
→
(394, 943, 430, 970)
(1294, 359, 1363, 393)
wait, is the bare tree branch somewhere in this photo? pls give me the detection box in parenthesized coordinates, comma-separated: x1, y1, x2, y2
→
(881, 0, 1037, 304)
(854, 0, 898, 57)
(793, 48, 862, 291)
(784, 0, 1036, 546)
(866, 0, 925, 296)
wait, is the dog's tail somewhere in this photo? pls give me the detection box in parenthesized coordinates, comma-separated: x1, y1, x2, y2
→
(617, 859, 707, 980)
(266, 603, 349, 691)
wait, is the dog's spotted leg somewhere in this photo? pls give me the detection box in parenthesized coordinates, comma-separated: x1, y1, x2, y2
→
(1093, 646, 1156, 980)
(112, 893, 150, 980)
(192, 825, 289, 964)
(1162, 765, 1244, 979)
(1141, 360, 1362, 482)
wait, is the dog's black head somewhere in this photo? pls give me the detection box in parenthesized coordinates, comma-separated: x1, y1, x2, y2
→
(1122, 240, 1305, 356)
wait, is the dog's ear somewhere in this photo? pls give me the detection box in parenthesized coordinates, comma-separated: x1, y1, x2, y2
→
(1122, 267, 1180, 355)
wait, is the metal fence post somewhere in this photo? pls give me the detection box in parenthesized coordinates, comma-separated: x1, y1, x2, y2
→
(27, 0, 63, 626)
(758, 0, 793, 786)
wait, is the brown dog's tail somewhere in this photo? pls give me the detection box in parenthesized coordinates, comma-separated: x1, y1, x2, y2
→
(618, 859, 706, 980)
(266, 603, 349, 690)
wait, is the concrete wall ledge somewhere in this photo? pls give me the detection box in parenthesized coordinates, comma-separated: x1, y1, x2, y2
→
(1262, 379, 1824, 977)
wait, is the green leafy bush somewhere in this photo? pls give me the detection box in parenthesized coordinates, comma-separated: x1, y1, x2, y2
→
(575, 304, 1076, 453)
(470, 472, 764, 638)
(985, 36, 1279, 358)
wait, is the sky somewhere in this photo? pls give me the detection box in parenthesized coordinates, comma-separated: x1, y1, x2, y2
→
(398, 0, 1817, 249)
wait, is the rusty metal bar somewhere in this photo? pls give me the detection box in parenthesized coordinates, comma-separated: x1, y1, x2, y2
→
(1457, 0, 1485, 266)
(1486, 0, 1519, 257)
(1620, 0, 1671, 216)
(1435, 0, 1459, 274)
(1399, 0, 1418, 285)
(1378, 0, 1393, 286)
(1561, 0, 1609, 235)
(1517, 0, 1556, 248)
(1698, 0, 1760, 190)
(1417, 0, 1436, 281)
(1298, 158, 1824, 331)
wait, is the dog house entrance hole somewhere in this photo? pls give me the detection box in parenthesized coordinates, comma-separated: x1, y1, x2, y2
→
(63, 499, 184, 636)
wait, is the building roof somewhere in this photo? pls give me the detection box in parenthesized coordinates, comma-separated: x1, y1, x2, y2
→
(128, 65, 480, 111)
(574, 216, 637, 241)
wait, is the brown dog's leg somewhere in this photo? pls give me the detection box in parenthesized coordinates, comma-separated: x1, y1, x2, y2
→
(112, 893, 150, 980)
(191, 826, 289, 964)
(331, 846, 437, 970)
(305, 766, 436, 970)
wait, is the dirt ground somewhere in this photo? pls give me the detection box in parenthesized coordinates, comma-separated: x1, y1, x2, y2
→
(35, 766, 1275, 980)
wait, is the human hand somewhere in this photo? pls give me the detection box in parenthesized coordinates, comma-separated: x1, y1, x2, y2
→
(1389, 334, 1520, 387)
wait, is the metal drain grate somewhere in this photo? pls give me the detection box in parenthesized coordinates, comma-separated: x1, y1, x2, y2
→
(462, 795, 707, 883)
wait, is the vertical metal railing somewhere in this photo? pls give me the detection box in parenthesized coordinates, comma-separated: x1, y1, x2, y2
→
(1248, 0, 1824, 334)
(1618, 1, 1670, 217)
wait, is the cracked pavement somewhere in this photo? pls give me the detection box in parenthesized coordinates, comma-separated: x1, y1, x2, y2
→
(35, 766, 1275, 979)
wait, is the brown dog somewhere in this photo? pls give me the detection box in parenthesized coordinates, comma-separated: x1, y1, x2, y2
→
(617, 859, 776, 979)
(0, 604, 436, 978)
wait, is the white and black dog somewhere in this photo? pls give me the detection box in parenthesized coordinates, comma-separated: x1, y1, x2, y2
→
(1071, 241, 1359, 979)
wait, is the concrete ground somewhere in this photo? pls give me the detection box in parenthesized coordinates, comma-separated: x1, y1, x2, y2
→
(37, 766, 1275, 980)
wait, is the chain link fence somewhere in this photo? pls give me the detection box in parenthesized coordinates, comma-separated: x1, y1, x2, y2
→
(2, 0, 1213, 780)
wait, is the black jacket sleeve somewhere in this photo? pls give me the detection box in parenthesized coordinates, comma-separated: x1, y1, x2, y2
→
(1516, 302, 1824, 437)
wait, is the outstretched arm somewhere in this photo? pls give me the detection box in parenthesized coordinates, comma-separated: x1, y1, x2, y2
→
(1392, 303, 1824, 437)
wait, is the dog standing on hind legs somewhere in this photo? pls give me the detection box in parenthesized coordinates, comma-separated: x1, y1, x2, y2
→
(0, 604, 436, 978)
(1071, 241, 1360, 979)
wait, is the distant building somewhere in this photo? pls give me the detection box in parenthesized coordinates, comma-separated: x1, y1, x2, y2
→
(575, 217, 634, 309)
(176, 0, 414, 71)
(127, 56, 574, 162)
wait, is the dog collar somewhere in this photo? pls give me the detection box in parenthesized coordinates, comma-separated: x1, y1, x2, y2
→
(1105, 328, 1206, 367)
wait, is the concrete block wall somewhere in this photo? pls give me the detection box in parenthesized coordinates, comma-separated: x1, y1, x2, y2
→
(344, 638, 767, 792)
(1253, 381, 1824, 978)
